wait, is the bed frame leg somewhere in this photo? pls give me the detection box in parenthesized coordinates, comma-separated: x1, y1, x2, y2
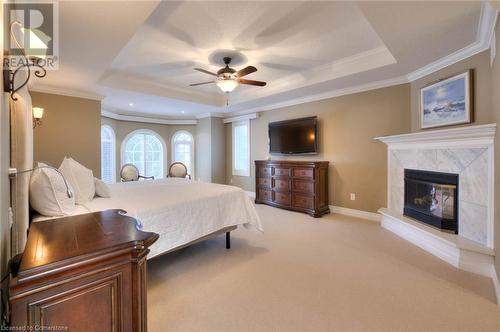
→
(226, 232, 231, 249)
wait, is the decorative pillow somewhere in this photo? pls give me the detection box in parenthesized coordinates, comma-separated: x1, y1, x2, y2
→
(59, 157, 95, 204)
(94, 178, 111, 198)
(30, 162, 76, 217)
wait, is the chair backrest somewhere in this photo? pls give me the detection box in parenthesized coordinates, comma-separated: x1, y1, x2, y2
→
(168, 162, 188, 178)
(120, 164, 139, 182)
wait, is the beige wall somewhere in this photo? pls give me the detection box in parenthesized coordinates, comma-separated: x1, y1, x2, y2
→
(211, 117, 226, 184)
(195, 117, 225, 183)
(226, 84, 411, 213)
(32, 92, 101, 176)
(491, 20, 500, 285)
(196, 117, 212, 182)
(410, 51, 492, 131)
(101, 117, 196, 181)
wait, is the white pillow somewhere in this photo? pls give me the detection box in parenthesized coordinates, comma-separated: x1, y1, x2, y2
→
(59, 157, 95, 204)
(94, 178, 111, 198)
(30, 162, 76, 217)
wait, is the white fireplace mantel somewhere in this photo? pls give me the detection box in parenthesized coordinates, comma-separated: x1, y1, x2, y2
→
(374, 123, 496, 149)
(374, 123, 497, 280)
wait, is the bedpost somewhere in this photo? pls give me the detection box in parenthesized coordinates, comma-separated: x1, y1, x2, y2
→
(226, 232, 230, 249)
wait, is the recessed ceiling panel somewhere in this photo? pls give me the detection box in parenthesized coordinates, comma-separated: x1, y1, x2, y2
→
(104, 1, 391, 105)
(29, 1, 484, 118)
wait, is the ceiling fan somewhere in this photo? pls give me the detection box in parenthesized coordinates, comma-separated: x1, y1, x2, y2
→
(190, 57, 266, 93)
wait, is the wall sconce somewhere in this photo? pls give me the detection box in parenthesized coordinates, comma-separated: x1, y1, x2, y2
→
(3, 21, 47, 101)
(32, 107, 44, 129)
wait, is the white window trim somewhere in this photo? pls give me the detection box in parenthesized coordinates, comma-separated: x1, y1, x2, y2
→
(232, 119, 250, 177)
(171, 130, 195, 178)
(101, 125, 116, 183)
(121, 129, 167, 178)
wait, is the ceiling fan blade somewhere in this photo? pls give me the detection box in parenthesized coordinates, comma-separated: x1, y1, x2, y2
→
(189, 81, 215, 86)
(194, 68, 218, 76)
(236, 66, 257, 77)
(238, 78, 266, 86)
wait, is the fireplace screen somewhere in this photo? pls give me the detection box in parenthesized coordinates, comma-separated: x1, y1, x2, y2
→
(404, 169, 458, 233)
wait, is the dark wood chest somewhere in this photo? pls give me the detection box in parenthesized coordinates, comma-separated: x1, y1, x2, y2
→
(9, 209, 159, 332)
(255, 160, 330, 217)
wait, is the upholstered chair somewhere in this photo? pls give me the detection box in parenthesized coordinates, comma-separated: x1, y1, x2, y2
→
(120, 164, 155, 182)
(167, 162, 191, 179)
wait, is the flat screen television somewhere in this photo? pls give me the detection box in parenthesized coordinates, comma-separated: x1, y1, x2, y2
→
(269, 116, 318, 155)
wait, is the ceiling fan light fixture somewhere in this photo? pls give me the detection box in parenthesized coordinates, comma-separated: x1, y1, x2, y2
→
(191, 57, 265, 92)
(216, 78, 239, 93)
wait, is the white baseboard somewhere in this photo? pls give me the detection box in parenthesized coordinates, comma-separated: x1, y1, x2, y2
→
(329, 205, 381, 222)
(245, 191, 256, 199)
(490, 266, 500, 306)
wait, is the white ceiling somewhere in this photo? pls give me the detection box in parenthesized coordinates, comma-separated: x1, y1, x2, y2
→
(30, 1, 491, 119)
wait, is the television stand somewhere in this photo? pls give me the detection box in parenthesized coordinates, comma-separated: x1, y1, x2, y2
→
(254, 160, 330, 217)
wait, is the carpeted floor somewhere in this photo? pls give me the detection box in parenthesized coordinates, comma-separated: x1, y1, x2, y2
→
(147, 204, 500, 331)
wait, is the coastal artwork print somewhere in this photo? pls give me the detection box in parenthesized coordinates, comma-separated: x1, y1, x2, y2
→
(420, 70, 472, 129)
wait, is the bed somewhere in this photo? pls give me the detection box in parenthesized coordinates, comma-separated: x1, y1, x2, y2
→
(34, 178, 263, 259)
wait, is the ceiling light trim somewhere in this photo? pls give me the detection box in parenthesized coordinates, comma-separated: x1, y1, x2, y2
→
(406, 2, 498, 82)
(102, 110, 197, 125)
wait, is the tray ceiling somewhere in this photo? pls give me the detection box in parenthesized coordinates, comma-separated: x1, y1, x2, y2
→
(30, 1, 487, 119)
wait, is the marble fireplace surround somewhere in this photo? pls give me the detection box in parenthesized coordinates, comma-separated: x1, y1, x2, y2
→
(375, 124, 497, 278)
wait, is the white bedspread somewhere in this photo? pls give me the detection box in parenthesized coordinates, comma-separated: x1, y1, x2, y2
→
(78, 179, 263, 258)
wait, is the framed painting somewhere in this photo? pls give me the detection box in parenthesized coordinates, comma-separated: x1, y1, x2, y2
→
(420, 70, 473, 129)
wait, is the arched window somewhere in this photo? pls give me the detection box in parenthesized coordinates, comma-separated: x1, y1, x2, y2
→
(122, 130, 165, 179)
(101, 125, 116, 183)
(172, 130, 194, 176)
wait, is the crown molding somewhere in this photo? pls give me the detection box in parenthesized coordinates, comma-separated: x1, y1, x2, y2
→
(478, 2, 499, 49)
(30, 85, 104, 101)
(223, 113, 258, 124)
(196, 112, 225, 119)
(102, 110, 197, 125)
(33, 3, 499, 121)
(405, 41, 486, 82)
(230, 45, 396, 106)
(406, 2, 499, 82)
(230, 75, 409, 117)
(231, 3, 498, 115)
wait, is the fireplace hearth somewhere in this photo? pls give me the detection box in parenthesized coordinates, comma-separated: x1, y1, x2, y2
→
(404, 169, 458, 234)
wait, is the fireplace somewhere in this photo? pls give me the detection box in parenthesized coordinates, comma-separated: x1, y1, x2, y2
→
(404, 169, 458, 234)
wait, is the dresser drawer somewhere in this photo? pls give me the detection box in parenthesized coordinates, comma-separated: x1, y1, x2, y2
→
(292, 167, 314, 179)
(293, 179, 314, 193)
(273, 179, 290, 191)
(257, 177, 272, 188)
(258, 188, 272, 202)
(293, 194, 314, 209)
(258, 167, 272, 178)
(254, 160, 329, 218)
(273, 167, 290, 177)
(273, 191, 291, 206)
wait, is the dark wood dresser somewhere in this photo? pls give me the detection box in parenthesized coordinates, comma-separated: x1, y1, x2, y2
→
(255, 160, 329, 217)
(9, 209, 159, 332)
